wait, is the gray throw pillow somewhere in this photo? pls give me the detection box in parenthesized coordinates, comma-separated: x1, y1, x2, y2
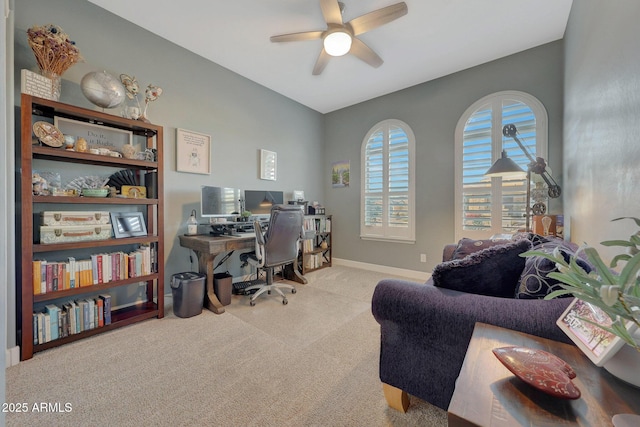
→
(516, 241, 592, 299)
(432, 239, 532, 298)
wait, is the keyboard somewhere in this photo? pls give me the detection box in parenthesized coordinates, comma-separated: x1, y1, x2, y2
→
(232, 279, 264, 295)
(230, 232, 255, 239)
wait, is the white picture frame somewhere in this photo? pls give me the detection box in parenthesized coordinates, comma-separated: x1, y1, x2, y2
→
(176, 128, 211, 175)
(54, 116, 133, 152)
(260, 149, 277, 181)
(110, 212, 147, 238)
(556, 298, 635, 366)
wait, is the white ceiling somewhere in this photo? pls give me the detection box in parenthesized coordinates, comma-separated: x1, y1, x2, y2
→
(87, 0, 573, 114)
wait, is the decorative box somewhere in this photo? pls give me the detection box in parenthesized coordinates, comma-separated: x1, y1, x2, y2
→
(41, 211, 111, 226)
(39, 224, 113, 244)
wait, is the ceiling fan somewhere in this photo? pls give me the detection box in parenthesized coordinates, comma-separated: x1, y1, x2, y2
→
(270, 0, 408, 75)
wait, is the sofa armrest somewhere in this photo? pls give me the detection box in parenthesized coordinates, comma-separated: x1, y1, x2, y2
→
(371, 278, 573, 409)
(443, 244, 457, 261)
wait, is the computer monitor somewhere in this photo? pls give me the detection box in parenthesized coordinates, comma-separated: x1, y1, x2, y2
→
(200, 186, 243, 218)
(244, 190, 284, 216)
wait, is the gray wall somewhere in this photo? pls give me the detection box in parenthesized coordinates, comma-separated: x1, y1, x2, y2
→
(11, 0, 324, 347)
(563, 0, 640, 260)
(324, 41, 564, 271)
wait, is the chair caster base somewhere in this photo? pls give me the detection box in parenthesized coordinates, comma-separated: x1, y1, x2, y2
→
(282, 298, 288, 305)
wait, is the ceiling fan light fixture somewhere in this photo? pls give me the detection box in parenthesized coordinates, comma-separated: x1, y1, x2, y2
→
(323, 30, 352, 56)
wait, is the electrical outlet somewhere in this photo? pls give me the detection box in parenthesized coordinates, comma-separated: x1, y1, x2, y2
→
(420, 253, 427, 263)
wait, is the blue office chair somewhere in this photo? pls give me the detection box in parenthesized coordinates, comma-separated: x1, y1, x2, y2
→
(240, 204, 304, 305)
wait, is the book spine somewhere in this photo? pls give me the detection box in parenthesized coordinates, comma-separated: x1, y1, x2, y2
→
(68, 257, 75, 288)
(95, 254, 102, 284)
(52, 262, 59, 292)
(96, 298, 104, 327)
(43, 313, 51, 343)
(46, 263, 53, 293)
(100, 294, 112, 325)
(32, 260, 41, 295)
(33, 313, 38, 345)
(40, 261, 47, 294)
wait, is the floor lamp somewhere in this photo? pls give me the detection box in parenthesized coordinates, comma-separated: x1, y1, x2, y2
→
(485, 124, 561, 232)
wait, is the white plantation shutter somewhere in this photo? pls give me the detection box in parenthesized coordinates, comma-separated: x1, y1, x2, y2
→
(361, 120, 415, 242)
(455, 91, 548, 240)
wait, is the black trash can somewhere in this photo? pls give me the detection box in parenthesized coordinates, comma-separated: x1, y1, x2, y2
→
(170, 272, 206, 318)
(214, 272, 233, 306)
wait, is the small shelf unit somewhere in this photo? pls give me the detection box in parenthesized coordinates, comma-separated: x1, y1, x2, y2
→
(299, 215, 332, 275)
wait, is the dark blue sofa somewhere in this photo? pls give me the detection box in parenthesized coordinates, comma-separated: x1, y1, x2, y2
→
(371, 243, 575, 412)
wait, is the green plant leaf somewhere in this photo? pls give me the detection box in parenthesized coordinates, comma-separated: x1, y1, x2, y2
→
(543, 289, 575, 299)
(610, 254, 631, 268)
(619, 252, 640, 293)
(601, 239, 635, 247)
(611, 216, 640, 227)
(584, 247, 618, 286)
(521, 250, 569, 267)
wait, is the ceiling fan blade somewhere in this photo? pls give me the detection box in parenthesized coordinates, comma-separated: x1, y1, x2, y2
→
(313, 49, 331, 75)
(347, 2, 408, 36)
(270, 31, 323, 43)
(349, 37, 383, 68)
(320, 0, 343, 25)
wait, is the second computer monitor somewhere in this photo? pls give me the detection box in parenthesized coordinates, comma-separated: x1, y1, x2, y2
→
(244, 190, 284, 216)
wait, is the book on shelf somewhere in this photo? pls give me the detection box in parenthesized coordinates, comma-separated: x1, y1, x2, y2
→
(96, 297, 104, 327)
(36, 312, 44, 344)
(44, 304, 59, 341)
(32, 260, 41, 295)
(99, 294, 112, 325)
(60, 307, 68, 338)
(32, 314, 38, 345)
(43, 313, 51, 343)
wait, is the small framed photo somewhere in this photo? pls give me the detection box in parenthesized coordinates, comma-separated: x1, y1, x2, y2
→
(176, 128, 211, 175)
(557, 298, 634, 366)
(110, 212, 147, 238)
(260, 149, 277, 181)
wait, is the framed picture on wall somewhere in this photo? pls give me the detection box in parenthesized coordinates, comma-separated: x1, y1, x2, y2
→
(176, 128, 211, 175)
(260, 149, 277, 181)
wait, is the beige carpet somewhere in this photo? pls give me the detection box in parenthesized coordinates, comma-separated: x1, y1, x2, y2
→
(5, 266, 447, 426)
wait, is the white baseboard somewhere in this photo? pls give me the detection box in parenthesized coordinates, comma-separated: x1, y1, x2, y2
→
(332, 258, 431, 282)
(6, 346, 20, 367)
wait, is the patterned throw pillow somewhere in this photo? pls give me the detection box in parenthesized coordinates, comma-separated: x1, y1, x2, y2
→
(432, 239, 532, 298)
(452, 237, 510, 259)
(515, 241, 592, 299)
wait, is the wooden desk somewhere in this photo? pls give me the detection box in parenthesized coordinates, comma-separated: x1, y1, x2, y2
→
(448, 323, 640, 427)
(178, 234, 306, 314)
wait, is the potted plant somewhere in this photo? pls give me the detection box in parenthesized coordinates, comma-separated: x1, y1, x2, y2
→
(241, 211, 252, 222)
(526, 217, 640, 348)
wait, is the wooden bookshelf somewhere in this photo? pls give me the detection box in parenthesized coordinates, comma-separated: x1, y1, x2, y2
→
(17, 94, 164, 360)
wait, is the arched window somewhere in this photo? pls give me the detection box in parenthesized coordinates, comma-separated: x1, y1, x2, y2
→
(454, 91, 548, 240)
(361, 119, 415, 243)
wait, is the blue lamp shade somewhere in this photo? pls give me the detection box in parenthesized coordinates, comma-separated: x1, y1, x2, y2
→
(485, 150, 526, 177)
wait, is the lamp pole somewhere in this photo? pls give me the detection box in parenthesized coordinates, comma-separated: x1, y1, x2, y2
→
(502, 124, 562, 232)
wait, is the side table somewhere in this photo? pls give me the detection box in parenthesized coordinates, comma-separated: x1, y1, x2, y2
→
(448, 322, 640, 426)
